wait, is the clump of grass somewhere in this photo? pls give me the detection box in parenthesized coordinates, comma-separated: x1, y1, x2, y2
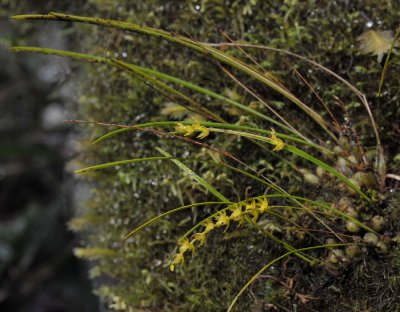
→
(10, 10, 399, 311)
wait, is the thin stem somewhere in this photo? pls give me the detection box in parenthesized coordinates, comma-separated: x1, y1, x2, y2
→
(123, 202, 228, 240)
(227, 243, 350, 312)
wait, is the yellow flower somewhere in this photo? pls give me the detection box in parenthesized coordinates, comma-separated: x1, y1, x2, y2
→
(269, 128, 285, 151)
(246, 199, 259, 222)
(245, 199, 256, 212)
(178, 237, 195, 255)
(192, 232, 207, 246)
(230, 204, 244, 226)
(250, 211, 259, 222)
(192, 123, 209, 139)
(202, 219, 216, 233)
(215, 210, 230, 230)
(175, 123, 209, 139)
(175, 123, 194, 136)
(170, 252, 185, 271)
(257, 196, 269, 213)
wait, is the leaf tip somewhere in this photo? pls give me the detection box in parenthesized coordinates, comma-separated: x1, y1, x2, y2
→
(122, 233, 131, 241)
(10, 15, 23, 20)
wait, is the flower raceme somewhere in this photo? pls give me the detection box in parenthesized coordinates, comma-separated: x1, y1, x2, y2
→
(170, 196, 269, 271)
(174, 124, 286, 153)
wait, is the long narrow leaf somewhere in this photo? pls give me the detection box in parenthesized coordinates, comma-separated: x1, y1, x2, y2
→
(87, 120, 329, 153)
(79, 119, 367, 200)
(378, 29, 400, 96)
(156, 147, 230, 203)
(123, 202, 227, 240)
(156, 148, 312, 261)
(74, 156, 178, 174)
(110, 59, 224, 122)
(12, 13, 337, 140)
(227, 243, 349, 312)
(10, 46, 296, 135)
(208, 42, 383, 169)
(207, 127, 370, 201)
(203, 162, 374, 233)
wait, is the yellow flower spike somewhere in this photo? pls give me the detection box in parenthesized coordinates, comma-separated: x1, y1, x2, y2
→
(178, 237, 195, 255)
(192, 232, 207, 246)
(170, 252, 185, 272)
(215, 210, 230, 231)
(269, 128, 285, 151)
(257, 196, 269, 214)
(202, 219, 216, 233)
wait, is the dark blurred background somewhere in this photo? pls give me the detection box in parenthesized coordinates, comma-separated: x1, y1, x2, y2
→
(0, 1, 99, 311)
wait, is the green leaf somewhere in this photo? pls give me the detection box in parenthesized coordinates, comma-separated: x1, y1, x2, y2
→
(228, 243, 350, 312)
(74, 156, 177, 174)
(156, 147, 229, 203)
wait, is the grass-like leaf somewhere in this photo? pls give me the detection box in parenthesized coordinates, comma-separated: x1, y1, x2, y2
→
(378, 29, 400, 96)
(12, 13, 337, 140)
(156, 147, 230, 203)
(227, 243, 350, 312)
(74, 156, 178, 174)
(80, 119, 368, 200)
(10, 46, 298, 136)
(207, 42, 383, 169)
(109, 59, 224, 122)
(123, 202, 228, 241)
(156, 148, 314, 261)
(89, 120, 328, 152)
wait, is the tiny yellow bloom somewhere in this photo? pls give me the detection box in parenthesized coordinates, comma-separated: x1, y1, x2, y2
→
(192, 232, 207, 246)
(202, 219, 216, 233)
(215, 210, 230, 230)
(245, 199, 256, 212)
(257, 197, 269, 213)
(270, 128, 285, 151)
(192, 123, 210, 139)
(170, 252, 185, 271)
(178, 237, 195, 255)
(230, 204, 245, 226)
(175, 123, 194, 136)
(246, 199, 259, 222)
(175, 123, 209, 139)
(250, 211, 259, 222)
